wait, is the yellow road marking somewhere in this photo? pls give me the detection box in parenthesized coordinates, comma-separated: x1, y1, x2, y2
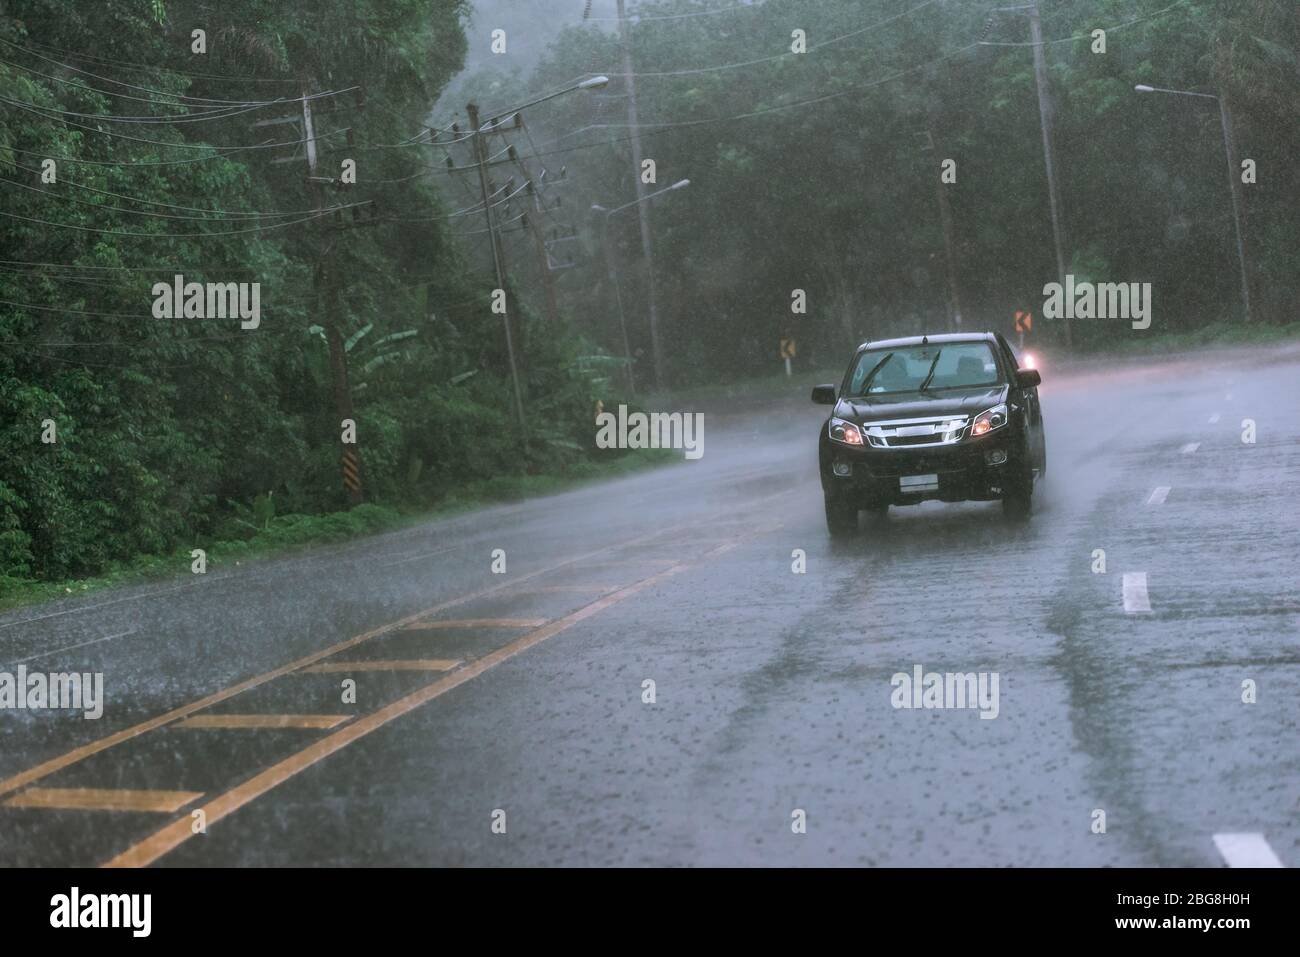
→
(401, 617, 547, 630)
(6, 497, 786, 860)
(176, 714, 350, 731)
(302, 659, 461, 673)
(104, 549, 746, 868)
(0, 522, 697, 802)
(5, 788, 203, 813)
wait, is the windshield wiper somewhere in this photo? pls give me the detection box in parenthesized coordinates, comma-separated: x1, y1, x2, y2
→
(917, 349, 943, 393)
(855, 352, 894, 395)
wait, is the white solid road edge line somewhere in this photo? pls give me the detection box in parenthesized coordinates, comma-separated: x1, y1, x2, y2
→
(1146, 486, 1170, 506)
(1213, 833, 1284, 868)
(1122, 572, 1152, 614)
(1180, 442, 1201, 454)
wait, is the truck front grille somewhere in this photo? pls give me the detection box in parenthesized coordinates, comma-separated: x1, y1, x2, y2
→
(862, 416, 968, 449)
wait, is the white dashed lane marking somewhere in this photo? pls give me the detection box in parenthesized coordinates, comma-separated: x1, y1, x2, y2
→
(4, 629, 138, 668)
(1122, 572, 1152, 614)
(1180, 442, 1200, 454)
(1146, 486, 1170, 506)
(1208, 413, 1221, 424)
(1213, 833, 1284, 868)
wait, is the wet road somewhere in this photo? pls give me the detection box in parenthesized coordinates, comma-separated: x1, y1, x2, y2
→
(1, 343, 1296, 867)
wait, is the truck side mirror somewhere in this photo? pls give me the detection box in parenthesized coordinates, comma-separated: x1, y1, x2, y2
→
(811, 384, 837, 405)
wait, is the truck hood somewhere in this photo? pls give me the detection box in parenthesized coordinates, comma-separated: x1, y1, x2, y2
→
(835, 384, 1008, 423)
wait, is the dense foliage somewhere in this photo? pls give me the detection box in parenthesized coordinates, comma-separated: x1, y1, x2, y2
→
(0, 0, 618, 585)
(501, 0, 1296, 375)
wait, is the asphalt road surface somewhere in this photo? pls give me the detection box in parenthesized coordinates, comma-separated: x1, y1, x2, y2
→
(1, 343, 1296, 867)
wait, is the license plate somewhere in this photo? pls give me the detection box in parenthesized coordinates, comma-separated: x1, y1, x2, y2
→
(899, 474, 939, 493)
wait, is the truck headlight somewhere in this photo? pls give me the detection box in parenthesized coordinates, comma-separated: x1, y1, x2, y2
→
(971, 404, 1008, 437)
(828, 417, 864, 446)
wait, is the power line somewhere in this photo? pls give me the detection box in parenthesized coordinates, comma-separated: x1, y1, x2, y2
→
(584, 0, 767, 23)
(0, 88, 267, 125)
(593, 0, 940, 78)
(455, 210, 527, 237)
(2, 345, 207, 371)
(541, 42, 978, 144)
(0, 205, 358, 239)
(389, 78, 610, 159)
(0, 296, 176, 319)
(0, 36, 299, 102)
(387, 179, 530, 223)
(0, 142, 268, 169)
(978, 0, 1191, 46)
(15, 36, 299, 85)
(1, 124, 350, 168)
(0, 57, 268, 116)
(359, 168, 430, 185)
(1, 94, 352, 153)
(535, 0, 1181, 148)
(3, 333, 284, 347)
(0, 259, 294, 273)
(2, 168, 352, 220)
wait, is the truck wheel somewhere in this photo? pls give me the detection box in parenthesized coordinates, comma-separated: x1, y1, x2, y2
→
(825, 491, 858, 537)
(1001, 457, 1034, 519)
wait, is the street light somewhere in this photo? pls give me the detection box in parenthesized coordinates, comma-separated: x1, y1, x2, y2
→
(596, 179, 690, 217)
(1134, 83, 1252, 323)
(482, 76, 610, 124)
(591, 179, 692, 395)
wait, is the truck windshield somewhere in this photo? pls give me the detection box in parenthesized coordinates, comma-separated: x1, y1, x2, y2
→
(846, 342, 1002, 396)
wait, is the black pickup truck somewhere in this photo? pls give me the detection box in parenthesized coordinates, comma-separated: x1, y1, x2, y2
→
(811, 332, 1046, 535)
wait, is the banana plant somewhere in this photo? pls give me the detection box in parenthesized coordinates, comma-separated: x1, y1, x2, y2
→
(306, 324, 418, 394)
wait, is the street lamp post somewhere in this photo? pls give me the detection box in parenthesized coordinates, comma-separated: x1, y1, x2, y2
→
(1135, 84, 1252, 323)
(592, 212, 637, 396)
(592, 179, 690, 397)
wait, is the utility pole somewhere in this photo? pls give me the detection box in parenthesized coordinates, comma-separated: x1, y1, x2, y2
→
(467, 102, 526, 428)
(924, 125, 964, 331)
(1217, 87, 1253, 322)
(616, 0, 666, 387)
(1027, 4, 1071, 347)
(520, 175, 560, 325)
(935, 173, 963, 331)
(302, 80, 363, 505)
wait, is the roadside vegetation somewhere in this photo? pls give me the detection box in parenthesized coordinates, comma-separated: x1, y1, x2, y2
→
(0, 445, 673, 612)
